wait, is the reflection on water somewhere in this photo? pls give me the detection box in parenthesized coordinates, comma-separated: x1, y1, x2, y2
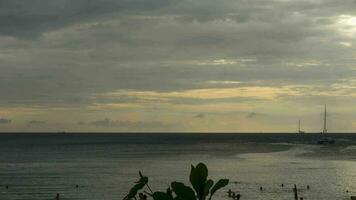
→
(0, 133, 356, 200)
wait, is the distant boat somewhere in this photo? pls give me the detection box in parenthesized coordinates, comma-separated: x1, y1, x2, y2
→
(317, 137, 335, 145)
(317, 105, 335, 145)
(298, 120, 305, 134)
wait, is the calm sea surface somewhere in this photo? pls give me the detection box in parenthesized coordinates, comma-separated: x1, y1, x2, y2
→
(1, 133, 356, 200)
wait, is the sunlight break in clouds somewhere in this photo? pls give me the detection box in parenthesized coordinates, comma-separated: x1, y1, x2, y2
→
(336, 15, 356, 37)
(95, 86, 297, 102)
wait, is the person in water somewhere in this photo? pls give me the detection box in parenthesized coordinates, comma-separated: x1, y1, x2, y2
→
(227, 189, 233, 197)
(236, 193, 241, 200)
(55, 193, 60, 200)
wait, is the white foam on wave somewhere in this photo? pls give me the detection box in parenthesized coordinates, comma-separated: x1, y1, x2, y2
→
(235, 144, 321, 160)
(340, 145, 356, 152)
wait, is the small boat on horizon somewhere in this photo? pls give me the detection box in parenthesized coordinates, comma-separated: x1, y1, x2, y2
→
(317, 105, 335, 145)
(298, 120, 305, 134)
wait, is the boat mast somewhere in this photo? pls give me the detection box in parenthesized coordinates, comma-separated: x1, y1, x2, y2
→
(298, 120, 301, 133)
(322, 104, 327, 134)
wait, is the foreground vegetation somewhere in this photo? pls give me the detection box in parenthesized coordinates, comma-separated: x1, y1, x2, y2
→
(124, 163, 229, 200)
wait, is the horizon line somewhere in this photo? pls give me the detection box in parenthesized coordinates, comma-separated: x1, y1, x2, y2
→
(0, 131, 356, 134)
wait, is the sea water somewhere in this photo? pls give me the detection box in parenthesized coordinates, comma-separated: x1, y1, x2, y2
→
(0, 133, 356, 200)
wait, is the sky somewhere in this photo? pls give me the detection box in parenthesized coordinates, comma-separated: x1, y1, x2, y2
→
(0, 0, 355, 132)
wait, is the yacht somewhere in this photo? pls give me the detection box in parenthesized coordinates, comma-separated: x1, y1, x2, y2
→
(317, 105, 335, 145)
(298, 120, 305, 134)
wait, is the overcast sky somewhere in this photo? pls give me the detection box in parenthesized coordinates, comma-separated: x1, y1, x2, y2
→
(0, 0, 355, 132)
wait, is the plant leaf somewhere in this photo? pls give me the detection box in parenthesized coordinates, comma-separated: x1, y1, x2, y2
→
(166, 187, 173, 200)
(153, 192, 172, 200)
(127, 182, 146, 199)
(210, 179, 229, 199)
(189, 163, 208, 199)
(139, 176, 149, 184)
(135, 171, 148, 184)
(203, 179, 214, 198)
(171, 181, 196, 200)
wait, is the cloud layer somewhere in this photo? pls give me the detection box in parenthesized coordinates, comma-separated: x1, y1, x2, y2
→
(0, 118, 12, 124)
(88, 118, 171, 131)
(0, 0, 356, 132)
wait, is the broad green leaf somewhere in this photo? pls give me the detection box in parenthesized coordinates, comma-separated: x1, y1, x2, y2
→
(203, 179, 214, 198)
(138, 176, 148, 184)
(171, 182, 196, 200)
(189, 163, 208, 199)
(166, 187, 173, 200)
(210, 179, 229, 199)
(127, 182, 146, 199)
(135, 171, 148, 184)
(153, 192, 172, 200)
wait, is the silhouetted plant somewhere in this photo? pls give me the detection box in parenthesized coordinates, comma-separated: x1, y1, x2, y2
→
(123, 163, 229, 200)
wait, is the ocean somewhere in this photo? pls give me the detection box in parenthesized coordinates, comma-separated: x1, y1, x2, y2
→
(0, 133, 356, 200)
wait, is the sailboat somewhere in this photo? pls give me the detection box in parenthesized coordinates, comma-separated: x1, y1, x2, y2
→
(317, 105, 335, 144)
(298, 120, 305, 134)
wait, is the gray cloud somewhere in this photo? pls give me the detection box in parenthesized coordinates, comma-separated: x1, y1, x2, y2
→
(88, 118, 170, 130)
(194, 113, 206, 118)
(0, 0, 355, 132)
(0, 0, 174, 38)
(89, 118, 112, 127)
(28, 120, 46, 125)
(246, 112, 257, 119)
(77, 121, 86, 126)
(246, 112, 268, 119)
(0, 118, 12, 124)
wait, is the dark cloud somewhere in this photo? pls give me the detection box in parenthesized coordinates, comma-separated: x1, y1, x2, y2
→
(89, 118, 112, 127)
(28, 120, 46, 124)
(0, 118, 11, 124)
(1, 0, 355, 39)
(0, 0, 174, 38)
(88, 118, 170, 130)
(246, 112, 268, 119)
(77, 121, 86, 126)
(194, 113, 205, 118)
